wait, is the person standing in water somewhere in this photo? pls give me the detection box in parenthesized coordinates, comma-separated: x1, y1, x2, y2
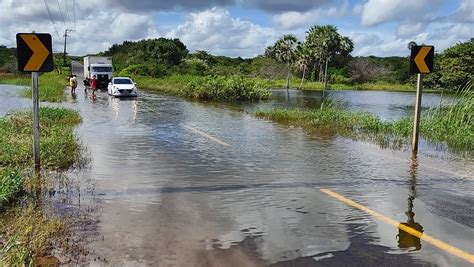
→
(90, 75, 97, 95)
(69, 75, 77, 94)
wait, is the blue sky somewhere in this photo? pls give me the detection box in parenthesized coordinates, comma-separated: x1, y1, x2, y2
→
(0, 0, 472, 57)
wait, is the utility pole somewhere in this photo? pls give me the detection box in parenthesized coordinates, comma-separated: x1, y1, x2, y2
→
(63, 29, 74, 66)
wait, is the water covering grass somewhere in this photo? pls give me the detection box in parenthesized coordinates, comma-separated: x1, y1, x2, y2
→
(0, 72, 69, 102)
(133, 74, 271, 101)
(256, 83, 473, 151)
(267, 78, 440, 92)
(0, 107, 81, 265)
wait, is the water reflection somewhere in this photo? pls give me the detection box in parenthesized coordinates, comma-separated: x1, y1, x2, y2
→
(241, 89, 454, 121)
(397, 155, 424, 251)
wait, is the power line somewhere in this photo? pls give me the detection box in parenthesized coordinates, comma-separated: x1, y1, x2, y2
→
(73, 0, 76, 29)
(43, 0, 61, 38)
(65, 0, 71, 28)
(56, 0, 66, 27)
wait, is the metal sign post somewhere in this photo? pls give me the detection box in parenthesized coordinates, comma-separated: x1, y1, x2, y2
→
(32, 72, 40, 172)
(412, 73, 424, 153)
(409, 44, 434, 154)
(16, 33, 54, 173)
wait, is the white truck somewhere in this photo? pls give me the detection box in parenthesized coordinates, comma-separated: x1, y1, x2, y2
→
(83, 56, 113, 89)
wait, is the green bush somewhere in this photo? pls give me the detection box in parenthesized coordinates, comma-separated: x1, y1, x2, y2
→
(182, 75, 271, 101)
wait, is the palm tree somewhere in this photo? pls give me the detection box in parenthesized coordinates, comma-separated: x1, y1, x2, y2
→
(306, 25, 341, 82)
(274, 34, 299, 89)
(339, 36, 354, 57)
(295, 44, 313, 89)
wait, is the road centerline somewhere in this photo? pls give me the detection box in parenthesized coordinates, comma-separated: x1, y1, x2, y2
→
(320, 188, 474, 264)
(184, 125, 231, 147)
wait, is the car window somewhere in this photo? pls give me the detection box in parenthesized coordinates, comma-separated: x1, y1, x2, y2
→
(114, 79, 133, 85)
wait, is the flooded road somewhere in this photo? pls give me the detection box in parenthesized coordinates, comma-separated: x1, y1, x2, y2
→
(0, 69, 473, 266)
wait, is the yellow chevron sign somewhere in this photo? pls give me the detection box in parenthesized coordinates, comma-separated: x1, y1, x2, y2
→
(16, 33, 54, 72)
(410, 45, 434, 74)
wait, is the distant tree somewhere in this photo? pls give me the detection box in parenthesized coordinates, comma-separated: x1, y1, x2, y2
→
(439, 38, 473, 90)
(273, 34, 299, 88)
(305, 25, 353, 83)
(104, 38, 188, 76)
(349, 57, 390, 83)
(192, 50, 217, 65)
(295, 44, 313, 89)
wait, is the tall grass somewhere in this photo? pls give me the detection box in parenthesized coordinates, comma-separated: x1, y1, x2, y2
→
(256, 84, 473, 151)
(133, 74, 271, 101)
(0, 107, 81, 205)
(19, 72, 69, 102)
(0, 72, 69, 102)
(0, 107, 81, 265)
(0, 168, 23, 205)
(0, 74, 30, 86)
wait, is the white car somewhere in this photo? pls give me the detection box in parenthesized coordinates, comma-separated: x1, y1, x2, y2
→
(108, 77, 138, 97)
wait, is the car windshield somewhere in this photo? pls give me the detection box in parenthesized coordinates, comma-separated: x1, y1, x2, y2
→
(114, 79, 133, 85)
(92, 67, 112, 72)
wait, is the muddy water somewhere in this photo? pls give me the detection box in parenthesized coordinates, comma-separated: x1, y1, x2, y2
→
(0, 78, 472, 266)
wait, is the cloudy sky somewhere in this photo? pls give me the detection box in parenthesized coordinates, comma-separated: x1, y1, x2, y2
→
(0, 0, 472, 57)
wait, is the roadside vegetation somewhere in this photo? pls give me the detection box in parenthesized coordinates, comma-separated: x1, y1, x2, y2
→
(2, 33, 472, 98)
(93, 32, 471, 94)
(0, 107, 81, 265)
(131, 74, 271, 101)
(0, 50, 71, 102)
(256, 83, 473, 152)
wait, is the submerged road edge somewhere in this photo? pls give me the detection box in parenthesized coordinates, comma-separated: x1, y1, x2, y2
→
(320, 188, 474, 264)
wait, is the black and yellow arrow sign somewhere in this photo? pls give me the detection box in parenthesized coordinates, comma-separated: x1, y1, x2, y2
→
(16, 33, 54, 72)
(410, 45, 434, 74)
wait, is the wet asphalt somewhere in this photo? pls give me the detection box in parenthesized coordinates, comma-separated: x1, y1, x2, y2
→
(0, 63, 472, 266)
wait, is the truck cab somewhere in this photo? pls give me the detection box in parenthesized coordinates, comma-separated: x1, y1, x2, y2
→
(84, 56, 113, 89)
(89, 63, 113, 89)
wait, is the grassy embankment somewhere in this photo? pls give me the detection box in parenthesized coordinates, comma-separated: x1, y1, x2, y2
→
(0, 72, 69, 102)
(0, 107, 81, 265)
(131, 74, 271, 101)
(256, 85, 473, 151)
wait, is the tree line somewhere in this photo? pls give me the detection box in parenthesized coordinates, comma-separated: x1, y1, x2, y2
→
(0, 30, 472, 91)
(265, 25, 353, 89)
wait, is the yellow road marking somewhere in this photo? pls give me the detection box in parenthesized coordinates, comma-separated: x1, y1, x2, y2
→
(20, 34, 50, 71)
(185, 126, 231, 147)
(320, 188, 474, 264)
(414, 46, 432, 73)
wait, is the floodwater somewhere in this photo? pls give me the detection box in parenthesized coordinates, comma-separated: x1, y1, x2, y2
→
(0, 69, 472, 266)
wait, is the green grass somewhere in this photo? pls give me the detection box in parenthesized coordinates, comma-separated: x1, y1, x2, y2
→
(0, 107, 81, 169)
(0, 72, 69, 102)
(133, 74, 271, 101)
(0, 107, 81, 265)
(0, 168, 24, 205)
(0, 74, 30, 86)
(0, 205, 66, 266)
(256, 87, 473, 152)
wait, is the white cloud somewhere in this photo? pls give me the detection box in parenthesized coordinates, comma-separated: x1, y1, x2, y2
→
(360, 0, 441, 26)
(396, 20, 429, 38)
(0, 0, 158, 55)
(273, 1, 349, 30)
(452, 0, 474, 22)
(164, 8, 277, 57)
